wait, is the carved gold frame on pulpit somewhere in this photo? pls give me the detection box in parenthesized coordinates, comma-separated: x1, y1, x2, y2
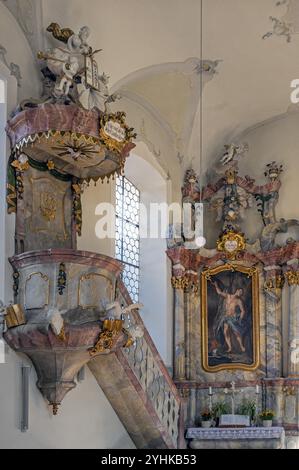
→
(201, 264, 260, 372)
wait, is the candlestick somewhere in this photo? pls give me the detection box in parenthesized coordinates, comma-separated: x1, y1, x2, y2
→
(208, 386, 212, 396)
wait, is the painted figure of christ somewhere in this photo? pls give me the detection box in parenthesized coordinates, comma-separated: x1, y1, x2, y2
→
(212, 281, 246, 354)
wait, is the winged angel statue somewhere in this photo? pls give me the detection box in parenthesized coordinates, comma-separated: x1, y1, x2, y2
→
(34, 23, 119, 112)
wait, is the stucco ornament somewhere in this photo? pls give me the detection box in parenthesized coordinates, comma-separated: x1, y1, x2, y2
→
(263, 0, 299, 42)
(0, 44, 22, 86)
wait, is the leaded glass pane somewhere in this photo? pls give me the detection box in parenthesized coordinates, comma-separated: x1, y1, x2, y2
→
(115, 176, 140, 302)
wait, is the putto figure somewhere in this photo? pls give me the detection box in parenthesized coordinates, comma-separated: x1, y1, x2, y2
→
(36, 23, 114, 112)
(220, 142, 249, 167)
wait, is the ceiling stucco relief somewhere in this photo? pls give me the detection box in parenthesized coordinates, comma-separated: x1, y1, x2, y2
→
(112, 58, 220, 170)
(0, 44, 22, 86)
(263, 0, 299, 42)
(1, 0, 44, 55)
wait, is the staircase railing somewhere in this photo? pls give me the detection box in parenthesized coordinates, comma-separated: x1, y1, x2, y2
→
(117, 281, 185, 449)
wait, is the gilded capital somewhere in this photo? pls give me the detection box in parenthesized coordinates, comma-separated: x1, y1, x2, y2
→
(285, 271, 299, 286)
(171, 276, 199, 293)
(264, 275, 285, 292)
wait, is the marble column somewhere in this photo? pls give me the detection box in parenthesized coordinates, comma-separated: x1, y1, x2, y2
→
(285, 271, 299, 377)
(184, 291, 192, 381)
(173, 281, 186, 381)
(264, 269, 284, 378)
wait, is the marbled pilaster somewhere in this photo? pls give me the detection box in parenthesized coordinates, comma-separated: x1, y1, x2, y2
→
(174, 287, 186, 380)
(263, 269, 284, 377)
(286, 274, 299, 377)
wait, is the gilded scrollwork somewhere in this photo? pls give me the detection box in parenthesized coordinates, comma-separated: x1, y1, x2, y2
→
(40, 191, 57, 222)
(171, 276, 199, 293)
(285, 271, 299, 286)
(264, 275, 285, 292)
(99, 111, 137, 155)
(216, 230, 246, 260)
(282, 385, 296, 396)
(89, 319, 123, 356)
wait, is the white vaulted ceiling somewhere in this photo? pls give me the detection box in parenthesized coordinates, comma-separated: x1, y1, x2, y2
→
(38, 0, 299, 176)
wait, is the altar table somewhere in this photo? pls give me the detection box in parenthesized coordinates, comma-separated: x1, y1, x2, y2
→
(186, 427, 285, 449)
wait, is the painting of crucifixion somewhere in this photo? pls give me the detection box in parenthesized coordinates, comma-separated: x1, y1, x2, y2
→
(201, 264, 260, 372)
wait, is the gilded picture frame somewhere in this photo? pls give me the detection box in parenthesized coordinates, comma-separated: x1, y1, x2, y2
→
(201, 264, 260, 372)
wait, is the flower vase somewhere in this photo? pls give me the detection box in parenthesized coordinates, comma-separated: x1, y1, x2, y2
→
(262, 420, 272, 427)
(201, 421, 211, 428)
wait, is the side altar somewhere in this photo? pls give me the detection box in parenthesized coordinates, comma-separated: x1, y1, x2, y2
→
(167, 146, 299, 449)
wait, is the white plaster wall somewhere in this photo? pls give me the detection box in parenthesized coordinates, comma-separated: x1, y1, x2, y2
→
(0, 2, 40, 102)
(0, 350, 135, 449)
(125, 147, 172, 367)
(0, 4, 134, 449)
(78, 180, 115, 257)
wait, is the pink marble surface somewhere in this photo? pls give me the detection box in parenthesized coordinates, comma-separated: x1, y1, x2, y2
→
(167, 241, 299, 275)
(4, 323, 101, 350)
(6, 104, 101, 147)
(182, 174, 281, 202)
(10, 248, 123, 277)
(6, 104, 135, 160)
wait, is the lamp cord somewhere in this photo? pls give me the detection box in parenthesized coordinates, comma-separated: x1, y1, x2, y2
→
(199, 0, 204, 203)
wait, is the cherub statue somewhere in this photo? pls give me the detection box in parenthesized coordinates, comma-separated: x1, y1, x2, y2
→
(103, 300, 144, 344)
(220, 142, 249, 166)
(67, 26, 92, 55)
(104, 301, 144, 320)
(37, 22, 120, 113)
(56, 56, 80, 97)
(38, 24, 94, 102)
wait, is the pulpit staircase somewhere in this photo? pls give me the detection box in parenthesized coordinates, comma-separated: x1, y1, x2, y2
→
(89, 281, 185, 449)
